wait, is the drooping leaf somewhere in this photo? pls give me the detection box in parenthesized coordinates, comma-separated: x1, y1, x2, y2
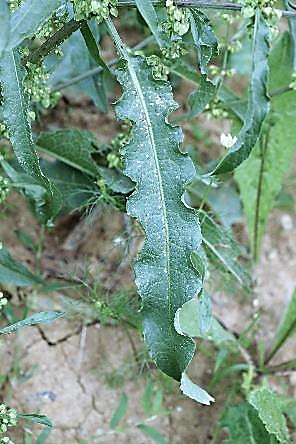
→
(267, 289, 296, 360)
(0, 244, 42, 287)
(0, 50, 61, 224)
(210, 11, 270, 175)
(110, 393, 128, 429)
(106, 19, 202, 380)
(0, 311, 65, 334)
(8, 0, 62, 49)
(186, 75, 216, 119)
(248, 387, 292, 444)
(0, 0, 10, 57)
(135, 0, 169, 47)
(199, 210, 251, 289)
(235, 34, 296, 257)
(220, 403, 273, 444)
(48, 30, 107, 112)
(174, 297, 236, 347)
(180, 372, 214, 406)
(37, 129, 134, 194)
(137, 424, 167, 444)
(189, 10, 218, 75)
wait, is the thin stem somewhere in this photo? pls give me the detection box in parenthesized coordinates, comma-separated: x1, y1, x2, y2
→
(36, 225, 45, 274)
(25, 19, 84, 65)
(253, 125, 270, 261)
(52, 35, 155, 92)
(260, 358, 296, 374)
(117, 0, 296, 17)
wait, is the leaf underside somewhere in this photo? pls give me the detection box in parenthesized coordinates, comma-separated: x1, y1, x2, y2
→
(115, 55, 202, 380)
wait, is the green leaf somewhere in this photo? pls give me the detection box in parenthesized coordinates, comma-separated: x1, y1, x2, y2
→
(18, 414, 52, 444)
(220, 403, 273, 444)
(211, 11, 270, 175)
(174, 297, 236, 347)
(137, 424, 167, 444)
(235, 34, 296, 257)
(107, 20, 202, 380)
(0, 244, 42, 287)
(189, 10, 218, 75)
(0, 0, 10, 57)
(283, 2, 296, 70)
(48, 30, 107, 112)
(37, 129, 134, 194)
(80, 22, 110, 73)
(248, 387, 292, 444)
(0, 311, 65, 334)
(186, 75, 216, 119)
(0, 49, 61, 224)
(135, 0, 169, 47)
(267, 289, 296, 360)
(199, 210, 251, 289)
(180, 373, 214, 406)
(110, 393, 128, 429)
(8, 0, 62, 49)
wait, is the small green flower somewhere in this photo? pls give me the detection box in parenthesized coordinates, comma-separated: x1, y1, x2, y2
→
(72, 0, 118, 23)
(0, 404, 17, 438)
(0, 177, 10, 204)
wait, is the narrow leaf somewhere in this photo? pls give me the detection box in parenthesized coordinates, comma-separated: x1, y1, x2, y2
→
(211, 11, 270, 175)
(8, 0, 61, 49)
(137, 424, 167, 444)
(135, 0, 168, 47)
(0, 50, 61, 224)
(180, 373, 214, 406)
(110, 393, 128, 429)
(189, 10, 218, 75)
(0, 244, 42, 287)
(0, 0, 10, 56)
(268, 289, 296, 360)
(107, 20, 202, 380)
(248, 387, 292, 444)
(80, 22, 110, 73)
(0, 311, 66, 334)
(284, 1, 296, 69)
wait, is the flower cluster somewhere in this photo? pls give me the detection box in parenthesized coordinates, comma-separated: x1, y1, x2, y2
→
(72, 0, 118, 22)
(163, 0, 190, 37)
(147, 1, 189, 81)
(205, 98, 228, 119)
(0, 177, 9, 204)
(0, 404, 17, 439)
(107, 120, 132, 169)
(220, 133, 237, 148)
(8, 0, 22, 12)
(242, 0, 282, 38)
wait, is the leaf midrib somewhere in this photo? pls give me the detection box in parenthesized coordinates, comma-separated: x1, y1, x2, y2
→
(127, 57, 174, 330)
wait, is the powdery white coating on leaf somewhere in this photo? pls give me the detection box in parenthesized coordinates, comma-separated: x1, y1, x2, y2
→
(114, 56, 202, 380)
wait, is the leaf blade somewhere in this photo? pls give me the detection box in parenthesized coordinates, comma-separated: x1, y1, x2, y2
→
(0, 311, 66, 335)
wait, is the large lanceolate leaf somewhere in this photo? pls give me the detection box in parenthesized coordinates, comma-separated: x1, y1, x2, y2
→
(211, 11, 270, 175)
(0, 50, 61, 224)
(235, 34, 296, 257)
(8, 0, 62, 49)
(0, 0, 10, 57)
(107, 20, 202, 381)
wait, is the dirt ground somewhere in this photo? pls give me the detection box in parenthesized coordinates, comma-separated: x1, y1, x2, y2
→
(0, 85, 296, 443)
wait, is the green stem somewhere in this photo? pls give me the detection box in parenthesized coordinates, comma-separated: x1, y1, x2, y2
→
(36, 225, 45, 274)
(25, 18, 84, 65)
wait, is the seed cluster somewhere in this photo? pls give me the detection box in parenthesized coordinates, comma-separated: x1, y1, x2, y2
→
(242, 0, 281, 38)
(0, 404, 17, 444)
(147, 0, 190, 81)
(72, 0, 118, 22)
(0, 177, 9, 204)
